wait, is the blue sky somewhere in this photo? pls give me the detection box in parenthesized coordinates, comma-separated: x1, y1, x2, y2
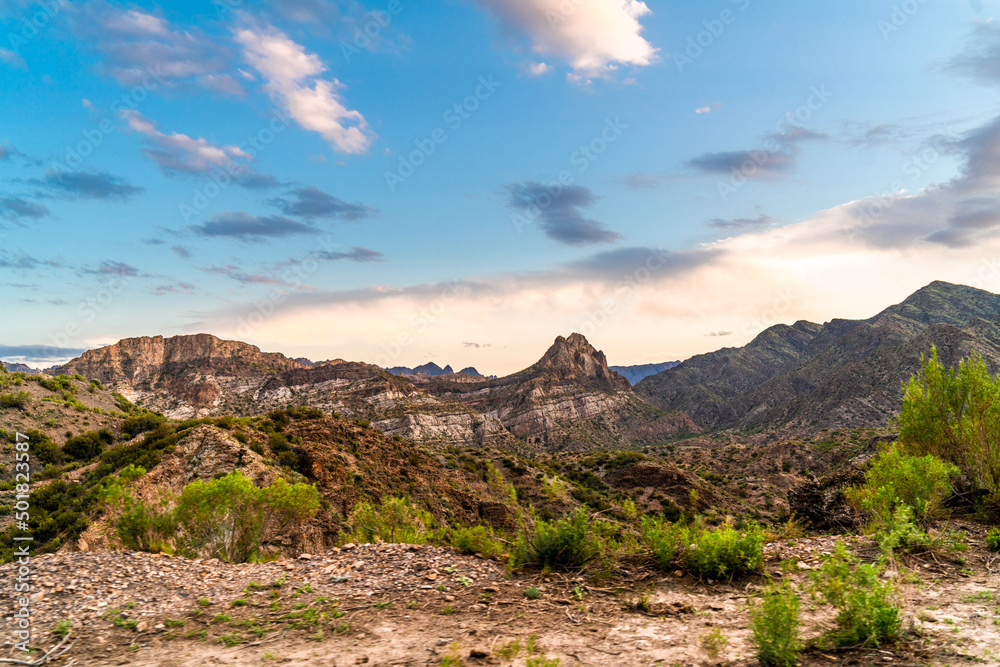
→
(2, 0, 1000, 374)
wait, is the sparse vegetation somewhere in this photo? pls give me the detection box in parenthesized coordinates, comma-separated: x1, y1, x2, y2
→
(812, 542, 901, 647)
(348, 495, 435, 545)
(749, 581, 801, 667)
(512, 507, 599, 570)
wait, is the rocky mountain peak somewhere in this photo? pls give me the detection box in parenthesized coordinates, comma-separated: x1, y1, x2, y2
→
(50, 333, 305, 384)
(532, 333, 630, 392)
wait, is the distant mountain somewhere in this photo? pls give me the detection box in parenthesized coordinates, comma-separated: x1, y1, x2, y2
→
(636, 281, 1000, 430)
(611, 361, 681, 385)
(0, 361, 41, 374)
(387, 363, 485, 377)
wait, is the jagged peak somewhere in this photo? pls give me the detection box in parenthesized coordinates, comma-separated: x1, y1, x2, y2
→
(528, 333, 630, 391)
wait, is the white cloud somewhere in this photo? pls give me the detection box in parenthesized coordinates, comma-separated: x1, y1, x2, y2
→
(528, 62, 553, 76)
(122, 110, 250, 174)
(473, 0, 657, 77)
(235, 24, 373, 154)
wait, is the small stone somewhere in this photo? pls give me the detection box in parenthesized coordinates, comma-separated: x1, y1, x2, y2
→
(920, 611, 939, 622)
(298, 554, 313, 561)
(444, 595, 456, 602)
(426, 573, 438, 581)
(342, 543, 357, 551)
(153, 623, 165, 631)
(673, 570, 684, 578)
(469, 649, 489, 659)
(796, 562, 811, 570)
(136, 621, 148, 632)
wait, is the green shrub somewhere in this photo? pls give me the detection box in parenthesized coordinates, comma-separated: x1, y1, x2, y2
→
(986, 527, 1000, 552)
(175, 472, 320, 562)
(513, 507, 599, 570)
(899, 348, 1000, 497)
(0, 391, 31, 409)
(812, 543, 901, 647)
(63, 429, 115, 462)
(641, 516, 687, 570)
(348, 496, 433, 545)
(749, 581, 801, 667)
(686, 520, 765, 581)
(24, 429, 62, 466)
(121, 414, 167, 439)
(846, 443, 959, 528)
(451, 525, 504, 558)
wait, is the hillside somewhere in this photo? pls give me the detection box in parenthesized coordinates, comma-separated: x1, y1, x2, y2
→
(45, 333, 680, 451)
(637, 281, 1000, 430)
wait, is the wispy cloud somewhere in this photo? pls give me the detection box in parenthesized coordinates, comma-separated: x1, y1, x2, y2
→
(123, 110, 249, 174)
(472, 0, 657, 78)
(0, 47, 25, 69)
(235, 22, 373, 154)
(86, 260, 142, 277)
(152, 281, 195, 296)
(687, 126, 827, 180)
(0, 197, 49, 220)
(269, 186, 375, 220)
(707, 213, 773, 230)
(205, 264, 297, 287)
(507, 181, 621, 246)
(316, 246, 384, 262)
(191, 211, 316, 240)
(0, 345, 86, 360)
(70, 1, 243, 95)
(171, 246, 191, 259)
(33, 170, 144, 201)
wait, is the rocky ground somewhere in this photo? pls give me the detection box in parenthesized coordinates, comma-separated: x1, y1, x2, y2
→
(1, 530, 998, 667)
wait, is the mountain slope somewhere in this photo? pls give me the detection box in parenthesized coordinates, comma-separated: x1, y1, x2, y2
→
(49, 332, 673, 451)
(636, 281, 1000, 430)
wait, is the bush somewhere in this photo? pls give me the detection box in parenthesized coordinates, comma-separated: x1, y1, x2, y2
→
(641, 517, 687, 570)
(121, 414, 167, 439)
(24, 430, 62, 466)
(175, 472, 320, 562)
(749, 581, 801, 667)
(899, 348, 1000, 496)
(0, 391, 31, 409)
(63, 429, 115, 462)
(846, 443, 959, 529)
(812, 543, 901, 647)
(986, 527, 1000, 552)
(348, 496, 433, 545)
(513, 507, 599, 570)
(451, 525, 504, 559)
(686, 520, 765, 581)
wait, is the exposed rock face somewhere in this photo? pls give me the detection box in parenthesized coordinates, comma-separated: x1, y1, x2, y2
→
(51, 334, 304, 384)
(50, 332, 661, 451)
(0, 361, 41, 374)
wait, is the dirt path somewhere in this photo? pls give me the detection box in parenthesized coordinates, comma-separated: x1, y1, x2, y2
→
(1, 536, 998, 666)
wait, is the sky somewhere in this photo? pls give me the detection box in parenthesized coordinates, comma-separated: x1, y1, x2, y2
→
(2, 0, 1000, 374)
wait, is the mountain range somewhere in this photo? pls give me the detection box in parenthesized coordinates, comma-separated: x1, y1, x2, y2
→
(43, 281, 1000, 448)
